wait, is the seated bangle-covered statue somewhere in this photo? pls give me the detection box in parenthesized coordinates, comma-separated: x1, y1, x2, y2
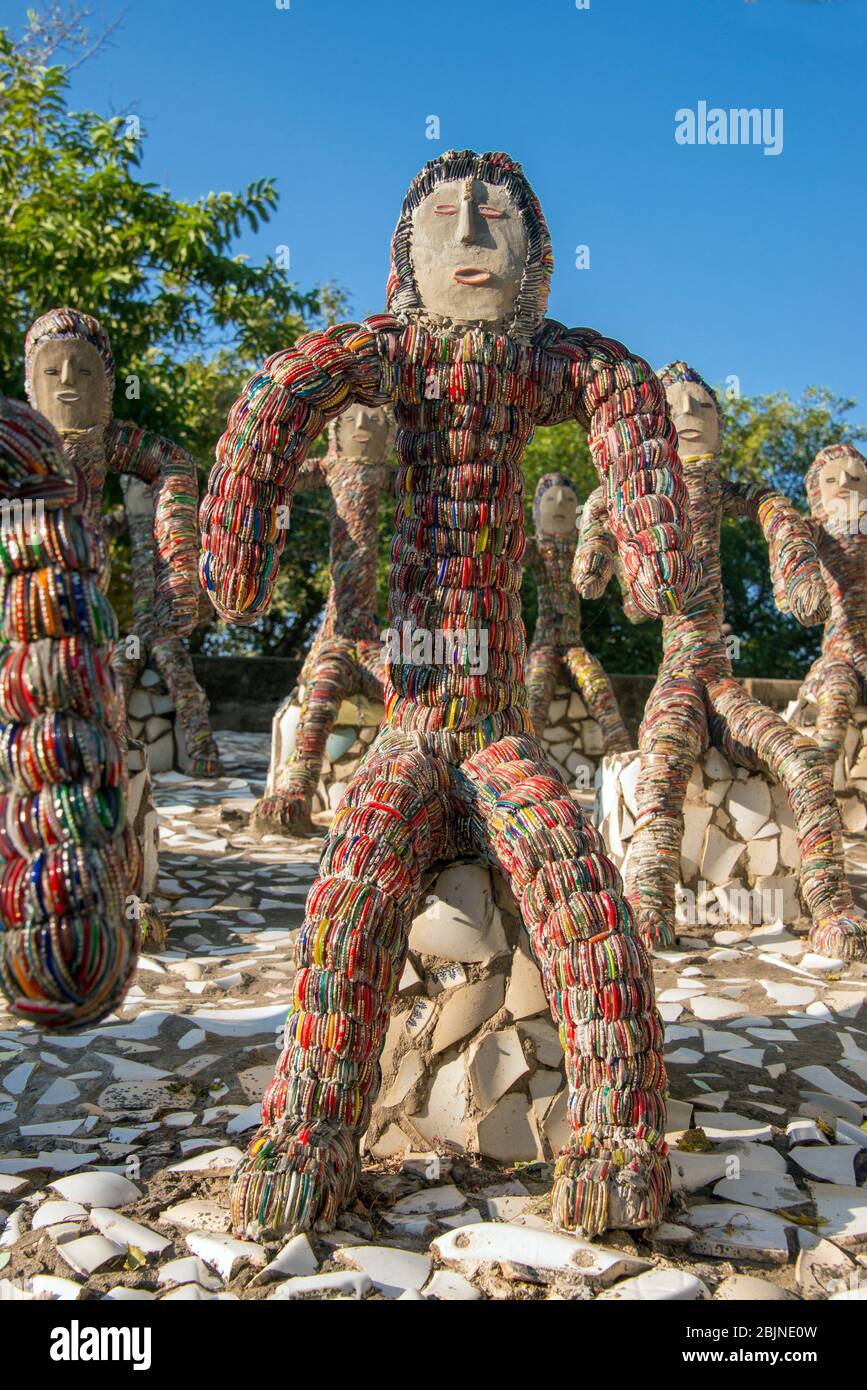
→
(24, 308, 199, 647)
(0, 397, 140, 1028)
(200, 150, 701, 1240)
(114, 474, 221, 777)
(788, 445, 867, 766)
(577, 360, 866, 962)
(524, 472, 629, 751)
(254, 404, 394, 834)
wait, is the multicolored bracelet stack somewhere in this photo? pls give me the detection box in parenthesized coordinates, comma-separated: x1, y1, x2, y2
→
(0, 398, 140, 1028)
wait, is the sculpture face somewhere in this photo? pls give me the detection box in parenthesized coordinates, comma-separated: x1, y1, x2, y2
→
(332, 404, 392, 463)
(120, 474, 154, 519)
(411, 178, 529, 326)
(537, 483, 579, 536)
(666, 381, 721, 458)
(818, 451, 867, 522)
(30, 339, 110, 432)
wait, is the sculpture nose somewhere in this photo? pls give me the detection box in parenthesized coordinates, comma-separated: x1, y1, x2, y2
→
(456, 197, 476, 246)
(60, 357, 73, 386)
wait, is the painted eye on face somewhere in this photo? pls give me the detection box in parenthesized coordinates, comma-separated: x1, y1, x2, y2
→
(478, 205, 504, 219)
(433, 204, 458, 216)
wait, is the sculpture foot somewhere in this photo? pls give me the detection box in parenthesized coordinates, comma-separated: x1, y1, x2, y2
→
(230, 1118, 360, 1237)
(551, 1131, 670, 1237)
(632, 905, 678, 952)
(252, 793, 317, 837)
(809, 913, 867, 962)
(139, 904, 168, 953)
(191, 752, 221, 778)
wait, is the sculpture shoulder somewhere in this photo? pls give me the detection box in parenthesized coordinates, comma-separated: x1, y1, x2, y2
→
(534, 319, 605, 360)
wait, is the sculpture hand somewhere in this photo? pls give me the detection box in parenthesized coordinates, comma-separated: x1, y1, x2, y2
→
(572, 548, 611, 599)
(625, 547, 702, 620)
(787, 563, 830, 626)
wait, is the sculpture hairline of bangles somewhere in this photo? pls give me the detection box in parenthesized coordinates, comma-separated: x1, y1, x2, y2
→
(253, 404, 395, 836)
(578, 360, 867, 965)
(524, 471, 631, 755)
(788, 444, 867, 767)
(0, 395, 141, 1029)
(199, 147, 704, 1241)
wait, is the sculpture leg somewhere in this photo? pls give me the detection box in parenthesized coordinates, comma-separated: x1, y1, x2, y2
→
(625, 676, 707, 950)
(564, 643, 631, 753)
(525, 641, 558, 732)
(707, 675, 867, 961)
(231, 732, 451, 1234)
(111, 637, 147, 719)
(462, 733, 668, 1237)
(356, 638, 387, 702)
(806, 656, 860, 769)
(255, 639, 357, 836)
(149, 636, 221, 777)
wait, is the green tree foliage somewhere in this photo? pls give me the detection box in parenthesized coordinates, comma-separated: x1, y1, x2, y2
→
(0, 24, 342, 655)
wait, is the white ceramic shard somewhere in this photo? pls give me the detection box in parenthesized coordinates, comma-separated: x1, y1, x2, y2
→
(432, 1223, 649, 1287)
(336, 1245, 432, 1298)
(50, 1172, 141, 1208)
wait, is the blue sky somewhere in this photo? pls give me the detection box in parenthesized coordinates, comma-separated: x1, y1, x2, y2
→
(7, 0, 866, 406)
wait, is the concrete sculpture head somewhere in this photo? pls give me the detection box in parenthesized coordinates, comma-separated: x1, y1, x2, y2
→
(24, 308, 115, 433)
(533, 472, 580, 536)
(330, 402, 394, 464)
(388, 150, 553, 339)
(807, 443, 867, 530)
(658, 361, 723, 459)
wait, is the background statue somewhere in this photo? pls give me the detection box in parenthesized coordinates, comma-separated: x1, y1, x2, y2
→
(578, 361, 866, 962)
(24, 307, 199, 650)
(254, 404, 393, 833)
(200, 150, 700, 1241)
(0, 397, 139, 1028)
(113, 474, 220, 776)
(524, 471, 629, 751)
(787, 445, 867, 766)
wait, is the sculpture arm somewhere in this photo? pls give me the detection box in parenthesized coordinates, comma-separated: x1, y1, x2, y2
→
(721, 479, 828, 625)
(200, 318, 395, 625)
(105, 419, 199, 637)
(541, 324, 699, 619)
(294, 458, 329, 492)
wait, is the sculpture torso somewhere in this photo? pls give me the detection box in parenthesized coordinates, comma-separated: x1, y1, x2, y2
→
(658, 455, 730, 683)
(817, 527, 867, 675)
(529, 535, 582, 647)
(382, 324, 545, 755)
(54, 427, 110, 526)
(316, 455, 387, 647)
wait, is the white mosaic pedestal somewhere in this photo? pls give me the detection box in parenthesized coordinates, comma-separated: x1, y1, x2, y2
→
(595, 749, 807, 934)
(127, 667, 192, 775)
(365, 862, 569, 1165)
(535, 680, 604, 793)
(785, 697, 867, 835)
(264, 688, 384, 815)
